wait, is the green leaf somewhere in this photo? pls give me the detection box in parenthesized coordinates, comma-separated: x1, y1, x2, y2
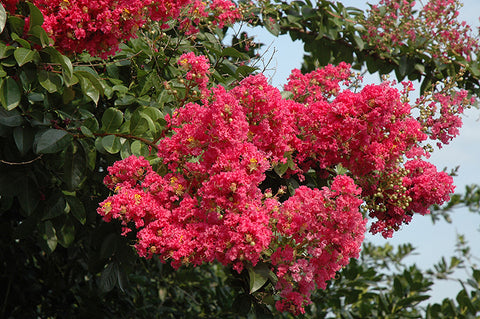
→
(235, 65, 257, 77)
(396, 295, 430, 307)
(13, 126, 34, 155)
(399, 55, 408, 77)
(0, 4, 6, 33)
(57, 217, 75, 248)
(0, 42, 15, 59)
(41, 220, 57, 253)
(0, 77, 21, 110)
(17, 175, 39, 215)
(78, 139, 96, 171)
(27, 2, 44, 28)
(8, 16, 25, 36)
(0, 107, 22, 126)
(34, 129, 72, 154)
(222, 47, 249, 59)
(65, 196, 86, 225)
(120, 140, 132, 159)
(414, 63, 425, 74)
(130, 140, 151, 157)
(80, 125, 94, 138)
(102, 135, 121, 154)
(74, 69, 103, 92)
(353, 35, 365, 51)
(130, 111, 149, 135)
(29, 25, 54, 47)
(63, 142, 87, 190)
(334, 163, 349, 175)
(78, 75, 99, 105)
(83, 116, 99, 132)
(248, 262, 271, 293)
(42, 195, 67, 221)
(280, 91, 294, 100)
(38, 69, 63, 93)
(274, 162, 289, 177)
(43, 47, 74, 81)
(264, 16, 280, 36)
(101, 107, 123, 132)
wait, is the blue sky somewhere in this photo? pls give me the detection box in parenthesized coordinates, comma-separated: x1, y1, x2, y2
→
(232, 0, 480, 303)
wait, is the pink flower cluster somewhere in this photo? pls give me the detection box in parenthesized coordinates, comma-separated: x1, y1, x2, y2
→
(3, 0, 240, 57)
(362, 0, 479, 61)
(272, 180, 365, 314)
(99, 62, 463, 314)
(284, 62, 353, 102)
(178, 52, 211, 92)
(180, 0, 242, 35)
(416, 89, 473, 148)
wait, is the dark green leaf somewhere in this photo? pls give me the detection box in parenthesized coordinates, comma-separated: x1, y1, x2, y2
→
(0, 42, 15, 59)
(34, 129, 72, 154)
(57, 216, 75, 248)
(399, 55, 408, 77)
(80, 125, 94, 138)
(264, 17, 280, 36)
(65, 195, 86, 225)
(353, 35, 364, 51)
(17, 175, 39, 215)
(63, 142, 87, 190)
(78, 75, 99, 104)
(222, 47, 248, 59)
(101, 107, 123, 132)
(42, 196, 67, 221)
(13, 126, 34, 155)
(102, 135, 121, 154)
(120, 140, 131, 158)
(43, 47, 74, 83)
(75, 69, 103, 93)
(0, 107, 22, 126)
(0, 77, 21, 110)
(235, 65, 257, 77)
(29, 25, 54, 47)
(41, 220, 57, 253)
(130, 111, 149, 135)
(8, 16, 25, 36)
(14, 47, 35, 67)
(248, 262, 271, 293)
(27, 2, 44, 28)
(274, 162, 289, 177)
(396, 295, 430, 307)
(38, 69, 63, 93)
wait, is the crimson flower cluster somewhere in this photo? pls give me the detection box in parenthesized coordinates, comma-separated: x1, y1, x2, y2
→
(178, 52, 211, 92)
(2, 0, 241, 57)
(180, 0, 241, 35)
(99, 62, 465, 314)
(362, 0, 479, 62)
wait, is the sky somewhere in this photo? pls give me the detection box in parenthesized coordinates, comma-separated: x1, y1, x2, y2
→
(231, 0, 480, 304)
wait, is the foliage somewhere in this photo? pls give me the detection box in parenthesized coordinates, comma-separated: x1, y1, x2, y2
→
(251, 0, 480, 95)
(0, 0, 479, 318)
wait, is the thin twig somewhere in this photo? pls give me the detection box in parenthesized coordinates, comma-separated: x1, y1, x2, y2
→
(0, 154, 43, 166)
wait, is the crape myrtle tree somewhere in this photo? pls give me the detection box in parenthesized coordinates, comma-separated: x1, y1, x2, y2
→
(0, 0, 479, 317)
